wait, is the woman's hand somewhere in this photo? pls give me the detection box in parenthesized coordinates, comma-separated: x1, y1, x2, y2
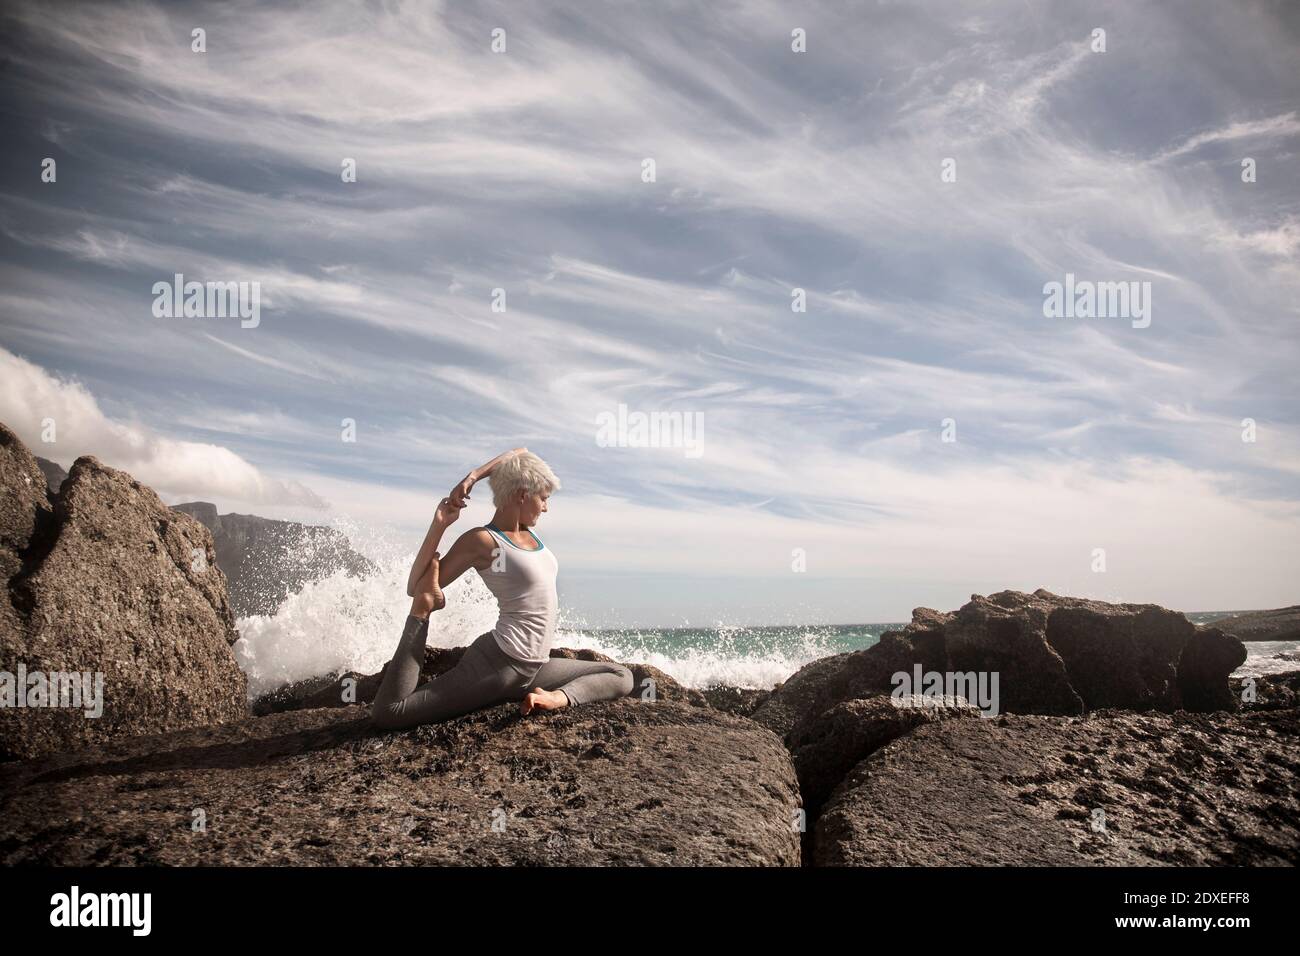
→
(448, 475, 476, 509)
(435, 496, 464, 527)
(449, 448, 527, 507)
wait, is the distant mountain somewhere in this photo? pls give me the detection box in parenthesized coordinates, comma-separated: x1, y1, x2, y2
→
(1205, 606, 1300, 643)
(34, 456, 68, 494)
(172, 502, 376, 618)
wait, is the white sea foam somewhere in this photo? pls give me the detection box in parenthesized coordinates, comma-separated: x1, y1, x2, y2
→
(540, 624, 842, 691)
(231, 552, 844, 698)
(1234, 641, 1300, 679)
(234, 557, 500, 698)
(229, 522, 1300, 699)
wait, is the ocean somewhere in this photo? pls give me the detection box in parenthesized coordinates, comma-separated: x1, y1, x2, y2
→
(230, 556, 1300, 699)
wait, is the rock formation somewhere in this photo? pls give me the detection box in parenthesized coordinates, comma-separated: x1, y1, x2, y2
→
(0, 699, 802, 866)
(1, 423, 248, 760)
(814, 706, 1299, 866)
(171, 502, 375, 618)
(33, 455, 375, 621)
(4, 422, 1294, 865)
(787, 695, 977, 821)
(751, 589, 1246, 742)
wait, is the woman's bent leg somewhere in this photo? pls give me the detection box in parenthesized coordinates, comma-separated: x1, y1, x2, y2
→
(371, 626, 515, 729)
(371, 615, 429, 727)
(527, 658, 635, 707)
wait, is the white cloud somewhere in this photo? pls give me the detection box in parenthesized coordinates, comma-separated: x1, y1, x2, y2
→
(1155, 111, 1300, 162)
(0, 347, 327, 508)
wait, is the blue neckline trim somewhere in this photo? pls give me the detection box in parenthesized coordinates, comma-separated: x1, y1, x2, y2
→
(486, 522, 544, 552)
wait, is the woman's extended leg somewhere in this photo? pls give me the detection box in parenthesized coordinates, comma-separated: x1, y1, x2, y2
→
(371, 624, 520, 729)
(520, 658, 635, 714)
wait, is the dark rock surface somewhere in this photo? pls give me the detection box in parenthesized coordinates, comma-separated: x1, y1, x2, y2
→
(1, 423, 248, 761)
(1207, 606, 1300, 643)
(0, 427, 54, 641)
(752, 589, 1246, 741)
(814, 707, 1300, 866)
(749, 632, 937, 741)
(172, 502, 375, 618)
(1234, 669, 1300, 711)
(0, 699, 802, 866)
(787, 695, 977, 819)
(694, 685, 770, 718)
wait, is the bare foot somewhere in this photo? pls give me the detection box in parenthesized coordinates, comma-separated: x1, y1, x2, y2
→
(520, 688, 568, 715)
(409, 556, 445, 618)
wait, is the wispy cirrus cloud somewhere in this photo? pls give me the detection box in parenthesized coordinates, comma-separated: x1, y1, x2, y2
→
(0, 0, 1297, 622)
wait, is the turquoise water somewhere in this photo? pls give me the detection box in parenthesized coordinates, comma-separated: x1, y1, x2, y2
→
(553, 623, 899, 689)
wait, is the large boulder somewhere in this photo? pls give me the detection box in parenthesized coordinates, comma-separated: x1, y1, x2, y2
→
(1175, 625, 1249, 712)
(1, 424, 248, 760)
(941, 591, 1084, 714)
(787, 695, 977, 818)
(750, 632, 942, 740)
(814, 707, 1300, 866)
(172, 502, 375, 618)
(751, 589, 1246, 742)
(0, 699, 803, 866)
(0, 427, 55, 639)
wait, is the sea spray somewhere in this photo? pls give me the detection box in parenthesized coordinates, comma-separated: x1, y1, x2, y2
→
(550, 622, 863, 690)
(233, 557, 500, 698)
(230, 547, 885, 697)
(230, 543, 1297, 699)
(232, 519, 1294, 697)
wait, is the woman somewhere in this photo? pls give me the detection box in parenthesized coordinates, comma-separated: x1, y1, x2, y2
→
(371, 448, 634, 729)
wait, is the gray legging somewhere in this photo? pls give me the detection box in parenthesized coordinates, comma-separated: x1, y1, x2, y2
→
(371, 615, 635, 730)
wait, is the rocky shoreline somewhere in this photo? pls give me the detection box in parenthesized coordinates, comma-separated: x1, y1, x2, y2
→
(2, 421, 1297, 866)
(1206, 606, 1300, 643)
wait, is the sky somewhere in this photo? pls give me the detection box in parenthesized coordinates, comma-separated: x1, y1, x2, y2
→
(1, 0, 1298, 627)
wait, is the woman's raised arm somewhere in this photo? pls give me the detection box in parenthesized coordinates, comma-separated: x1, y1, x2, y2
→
(405, 496, 462, 597)
(405, 448, 526, 597)
(447, 446, 527, 508)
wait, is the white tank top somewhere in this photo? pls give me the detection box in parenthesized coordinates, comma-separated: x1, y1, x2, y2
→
(479, 524, 559, 665)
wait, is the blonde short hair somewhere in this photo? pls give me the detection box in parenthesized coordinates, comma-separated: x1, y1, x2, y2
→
(489, 450, 561, 507)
